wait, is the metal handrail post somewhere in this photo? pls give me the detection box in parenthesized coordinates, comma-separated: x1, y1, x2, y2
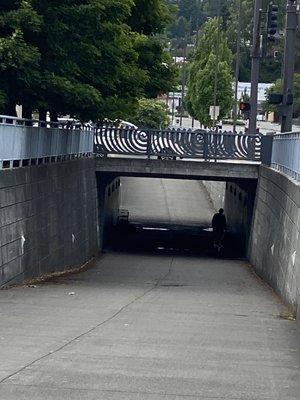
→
(146, 131, 152, 159)
(261, 132, 274, 166)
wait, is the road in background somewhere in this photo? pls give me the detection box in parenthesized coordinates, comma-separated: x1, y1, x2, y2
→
(172, 116, 299, 134)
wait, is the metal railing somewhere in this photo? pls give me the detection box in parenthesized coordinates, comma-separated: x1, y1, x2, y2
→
(271, 131, 300, 181)
(94, 126, 273, 164)
(0, 115, 93, 169)
(0, 117, 277, 169)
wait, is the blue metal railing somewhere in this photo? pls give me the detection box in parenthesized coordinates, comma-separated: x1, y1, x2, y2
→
(271, 132, 300, 182)
(0, 115, 93, 169)
(3, 115, 299, 174)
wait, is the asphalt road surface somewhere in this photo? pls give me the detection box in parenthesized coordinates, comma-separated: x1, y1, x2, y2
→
(174, 117, 299, 134)
(0, 178, 299, 399)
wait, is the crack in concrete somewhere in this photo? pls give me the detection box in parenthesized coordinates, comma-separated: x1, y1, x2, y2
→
(0, 256, 175, 385)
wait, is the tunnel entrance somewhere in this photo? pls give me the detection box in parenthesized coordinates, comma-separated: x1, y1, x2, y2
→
(102, 177, 254, 259)
(109, 224, 246, 258)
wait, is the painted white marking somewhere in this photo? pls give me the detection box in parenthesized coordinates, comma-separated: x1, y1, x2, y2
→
(21, 235, 26, 253)
(271, 244, 274, 255)
(72, 234, 75, 243)
(291, 251, 296, 266)
(142, 227, 169, 231)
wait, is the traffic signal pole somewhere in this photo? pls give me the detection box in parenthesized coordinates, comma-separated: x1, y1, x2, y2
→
(249, 0, 262, 134)
(233, 0, 242, 133)
(281, 0, 298, 133)
(212, 0, 221, 130)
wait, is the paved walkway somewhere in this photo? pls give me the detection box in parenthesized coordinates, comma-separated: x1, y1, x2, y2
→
(121, 177, 214, 228)
(0, 252, 299, 399)
(1, 177, 299, 399)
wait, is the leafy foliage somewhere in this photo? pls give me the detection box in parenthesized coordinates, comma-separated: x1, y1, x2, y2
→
(129, 0, 171, 35)
(225, 0, 286, 82)
(0, 0, 177, 121)
(134, 35, 178, 98)
(0, 0, 42, 114)
(186, 18, 233, 126)
(167, 0, 296, 83)
(33, 0, 147, 120)
(132, 98, 170, 129)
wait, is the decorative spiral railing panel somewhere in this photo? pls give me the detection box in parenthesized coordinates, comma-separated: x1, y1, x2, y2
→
(94, 127, 268, 163)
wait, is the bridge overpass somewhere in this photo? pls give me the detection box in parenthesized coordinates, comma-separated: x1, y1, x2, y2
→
(0, 117, 299, 399)
(95, 158, 259, 181)
(0, 116, 299, 322)
(1, 168, 300, 400)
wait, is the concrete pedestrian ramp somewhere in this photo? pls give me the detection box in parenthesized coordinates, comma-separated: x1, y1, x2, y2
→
(0, 252, 299, 399)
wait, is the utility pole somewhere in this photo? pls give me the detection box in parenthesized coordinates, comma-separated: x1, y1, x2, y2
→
(180, 15, 193, 128)
(281, 0, 298, 132)
(180, 43, 187, 127)
(171, 56, 177, 125)
(233, 0, 242, 133)
(249, 0, 262, 134)
(212, 0, 221, 130)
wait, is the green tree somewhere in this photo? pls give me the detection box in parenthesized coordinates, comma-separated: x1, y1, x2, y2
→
(0, 0, 41, 115)
(168, 16, 190, 39)
(129, 0, 178, 101)
(226, 0, 288, 82)
(134, 36, 178, 98)
(167, 0, 207, 34)
(128, 0, 171, 35)
(31, 0, 147, 121)
(0, 0, 177, 121)
(132, 98, 170, 129)
(186, 17, 233, 126)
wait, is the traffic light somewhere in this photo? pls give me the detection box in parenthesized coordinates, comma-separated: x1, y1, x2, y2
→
(239, 102, 251, 113)
(267, 3, 279, 42)
(268, 93, 283, 105)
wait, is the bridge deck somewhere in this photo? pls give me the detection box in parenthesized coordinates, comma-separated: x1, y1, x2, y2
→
(95, 157, 260, 181)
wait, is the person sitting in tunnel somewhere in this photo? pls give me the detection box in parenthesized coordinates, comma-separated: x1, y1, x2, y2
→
(212, 208, 227, 248)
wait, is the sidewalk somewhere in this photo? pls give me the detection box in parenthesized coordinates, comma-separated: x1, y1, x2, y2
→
(0, 252, 299, 399)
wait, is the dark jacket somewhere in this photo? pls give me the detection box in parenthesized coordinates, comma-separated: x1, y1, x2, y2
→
(212, 213, 226, 231)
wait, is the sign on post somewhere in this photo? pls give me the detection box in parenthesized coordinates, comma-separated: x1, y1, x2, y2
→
(209, 106, 220, 120)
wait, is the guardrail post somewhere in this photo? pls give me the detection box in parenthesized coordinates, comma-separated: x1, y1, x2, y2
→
(261, 133, 274, 166)
(203, 132, 208, 161)
(146, 131, 151, 159)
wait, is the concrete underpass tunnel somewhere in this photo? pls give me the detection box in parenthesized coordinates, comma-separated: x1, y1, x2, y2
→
(96, 173, 257, 259)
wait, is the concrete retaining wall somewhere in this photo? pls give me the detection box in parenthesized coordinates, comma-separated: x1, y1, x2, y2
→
(249, 167, 300, 318)
(203, 181, 226, 211)
(96, 174, 121, 249)
(0, 159, 99, 286)
(224, 181, 257, 254)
